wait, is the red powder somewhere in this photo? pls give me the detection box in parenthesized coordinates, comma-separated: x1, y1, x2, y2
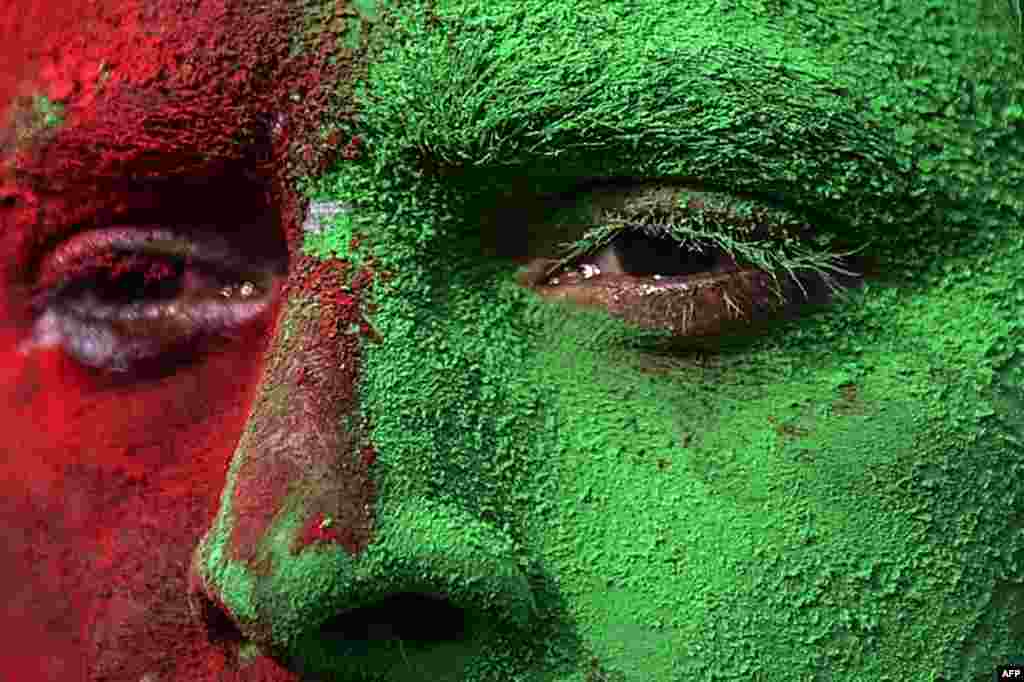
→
(0, 0, 372, 676)
(298, 511, 345, 546)
(359, 445, 377, 468)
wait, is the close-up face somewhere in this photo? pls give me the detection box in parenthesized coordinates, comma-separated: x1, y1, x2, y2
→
(2, 1, 1023, 681)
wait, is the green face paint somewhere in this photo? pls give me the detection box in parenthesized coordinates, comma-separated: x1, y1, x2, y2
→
(284, 1, 1024, 679)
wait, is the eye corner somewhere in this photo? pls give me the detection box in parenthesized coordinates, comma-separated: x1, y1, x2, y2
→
(515, 259, 562, 288)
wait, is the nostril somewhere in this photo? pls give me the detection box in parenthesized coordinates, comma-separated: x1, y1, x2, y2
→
(317, 592, 466, 645)
(192, 591, 244, 646)
(289, 591, 493, 679)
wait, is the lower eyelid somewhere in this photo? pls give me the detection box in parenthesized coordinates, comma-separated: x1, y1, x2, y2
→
(23, 289, 276, 372)
(64, 297, 272, 326)
(531, 267, 845, 339)
(19, 309, 140, 372)
(58, 312, 156, 372)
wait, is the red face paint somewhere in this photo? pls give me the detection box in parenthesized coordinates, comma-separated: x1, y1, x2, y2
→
(0, 0, 367, 677)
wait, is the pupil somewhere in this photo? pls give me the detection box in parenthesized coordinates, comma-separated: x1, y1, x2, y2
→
(93, 255, 185, 303)
(612, 232, 719, 276)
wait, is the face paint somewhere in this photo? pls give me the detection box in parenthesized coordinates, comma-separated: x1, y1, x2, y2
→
(254, 1, 1023, 679)
(3, 0, 1023, 681)
(0, 0, 369, 678)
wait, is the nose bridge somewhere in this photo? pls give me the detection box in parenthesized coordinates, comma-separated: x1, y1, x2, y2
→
(190, 252, 377, 641)
(228, 255, 376, 563)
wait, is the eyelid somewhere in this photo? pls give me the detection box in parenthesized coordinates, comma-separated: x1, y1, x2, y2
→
(554, 190, 802, 262)
(26, 297, 274, 372)
(36, 226, 274, 295)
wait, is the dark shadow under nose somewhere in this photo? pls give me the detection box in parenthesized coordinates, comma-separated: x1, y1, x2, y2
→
(316, 592, 467, 646)
(191, 589, 245, 647)
(287, 591, 498, 681)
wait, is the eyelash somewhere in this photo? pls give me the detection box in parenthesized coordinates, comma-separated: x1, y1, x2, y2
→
(546, 196, 867, 303)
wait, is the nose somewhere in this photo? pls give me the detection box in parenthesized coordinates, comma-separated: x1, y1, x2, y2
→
(187, 239, 535, 671)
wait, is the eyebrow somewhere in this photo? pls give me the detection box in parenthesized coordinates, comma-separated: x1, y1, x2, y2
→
(369, 26, 915, 231)
(8, 80, 274, 185)
(4, 92, 276, 257)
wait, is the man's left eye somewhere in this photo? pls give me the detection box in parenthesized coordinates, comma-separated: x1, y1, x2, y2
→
(534, 230, 742, 284)
(27, 227, 282, 373)
(517, 183, 866, 341)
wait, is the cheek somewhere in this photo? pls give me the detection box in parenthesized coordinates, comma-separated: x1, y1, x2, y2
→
(0, 310, 274, 515)
(0, 304, 275, 678)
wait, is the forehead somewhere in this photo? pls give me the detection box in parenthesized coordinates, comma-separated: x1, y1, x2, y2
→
(0, 0, 293, 185)
(0, 0, 369, 284)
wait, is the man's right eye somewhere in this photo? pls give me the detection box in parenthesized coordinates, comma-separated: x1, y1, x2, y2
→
(25, 227, 283, 373)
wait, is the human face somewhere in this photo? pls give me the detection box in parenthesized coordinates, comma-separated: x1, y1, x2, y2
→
(0, 0, 356, 679)
(5, 1, 1024, 682)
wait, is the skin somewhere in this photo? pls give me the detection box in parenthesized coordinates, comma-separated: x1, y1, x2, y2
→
(2, 0, 1023, 680)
